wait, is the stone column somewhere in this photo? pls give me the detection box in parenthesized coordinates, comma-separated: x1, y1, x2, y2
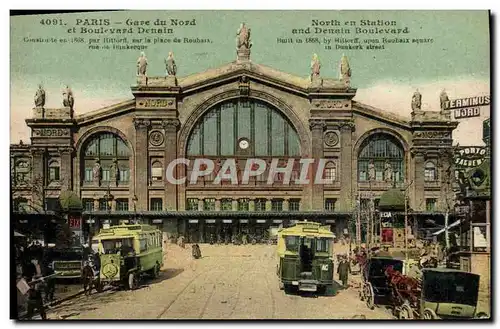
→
(232, 200, 239, 211)
(309, 120, 326, 210)
(163, 119, 180, 211)
(30, 148, 45, 212)
(338, 122, 354, 212)
(265, 200, 272, 211)
(215, 199, 221, 211)
(283, 198, 289, 211)
(133, 118, 150, 211)
(198, 199, 204, 211)
(249, 200, 255, 211)
(412, 150, 425, 212)
(59, 147, 73, 191)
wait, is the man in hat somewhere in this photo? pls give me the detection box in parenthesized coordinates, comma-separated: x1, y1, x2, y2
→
(337, 254, 351, 288)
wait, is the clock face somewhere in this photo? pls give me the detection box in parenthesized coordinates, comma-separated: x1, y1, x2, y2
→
(239, 139, 250, 150)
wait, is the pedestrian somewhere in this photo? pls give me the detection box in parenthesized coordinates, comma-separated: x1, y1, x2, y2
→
(26, 277, 47, 320)
(42, 263, 55, 304)
(337, 255, 350, 288)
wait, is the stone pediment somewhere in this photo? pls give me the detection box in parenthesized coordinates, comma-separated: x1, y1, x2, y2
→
(133, 60, 355, 96)
(75, 99, 135, 125)
(352, 101, 411, 129)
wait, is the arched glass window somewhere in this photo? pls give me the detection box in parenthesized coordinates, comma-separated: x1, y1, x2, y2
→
(151, 160, 163, 181)
(48, 160, 60, 182)
(82, 133, 130, 184)
(424, 161, 437, 181)
(358, 134, 405, 182)
(324, 161, 336, 182)
(186, 100, 301, 157)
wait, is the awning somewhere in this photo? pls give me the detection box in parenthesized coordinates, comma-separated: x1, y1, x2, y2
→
(239, 219, 249, 223)
(223, 220, 232, 224)
(189, 219, 199, 224)
(256, 219, 267, 224)
(206, 219, 216, 224)
(432, 220, 461, 236)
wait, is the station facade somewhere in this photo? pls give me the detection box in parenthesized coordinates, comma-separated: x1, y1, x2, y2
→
(11, 33, 458, 244)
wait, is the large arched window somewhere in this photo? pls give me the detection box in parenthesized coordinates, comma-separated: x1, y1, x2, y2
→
(81, 133, 130, 185)
(358, 133, 405, 182)
(186, 99, 301, 157)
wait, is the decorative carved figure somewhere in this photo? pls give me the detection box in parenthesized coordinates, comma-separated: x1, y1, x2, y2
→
(165, 51, 177, 76)
(411, 89, 422, 111)
(137, 52, 148, 76)
(311, 53, 321, 81)
(93, 160, 101, 183)
(34, 84, 45, 108)
(384, 161, 393, 182)
(62, 86, 74, 109)
(236, 23, 251, 50)
(109, 159, 119, 184)
(440, 89, 450, 111)
(368, 160, 376, 181)
(339, 54, 352, 82)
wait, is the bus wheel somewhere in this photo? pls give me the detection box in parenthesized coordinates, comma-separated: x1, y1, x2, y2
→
(128, 272, 139, 290)
(151, 264, 160, 279)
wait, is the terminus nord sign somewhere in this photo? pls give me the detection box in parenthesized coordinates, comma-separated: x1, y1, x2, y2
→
(445, 95, 491, 119)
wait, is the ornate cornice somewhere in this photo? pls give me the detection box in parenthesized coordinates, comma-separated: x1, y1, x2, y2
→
(59, 147, 74, 156)
(133, 118, 151, 130)
(162, 119, 181, 132)
(309, 119, 326, 131)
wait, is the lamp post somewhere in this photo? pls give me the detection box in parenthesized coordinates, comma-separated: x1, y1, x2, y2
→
(132, 195, 138, 224)
(404, 180, 414, 263)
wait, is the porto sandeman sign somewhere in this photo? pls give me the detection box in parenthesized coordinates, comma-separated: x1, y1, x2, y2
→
(454, 146, 487, 168)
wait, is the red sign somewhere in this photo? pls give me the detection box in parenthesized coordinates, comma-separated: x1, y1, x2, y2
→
(68, 216, 82, 229)
(381, 228, 394, 243)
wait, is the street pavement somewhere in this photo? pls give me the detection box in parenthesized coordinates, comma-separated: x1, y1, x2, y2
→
(46, 243, 393, 320)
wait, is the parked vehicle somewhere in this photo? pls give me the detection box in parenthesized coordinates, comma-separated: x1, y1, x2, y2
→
(276, 221, 334, 294)
(92, 224, 163, 290)
(388, 267, 484, 319)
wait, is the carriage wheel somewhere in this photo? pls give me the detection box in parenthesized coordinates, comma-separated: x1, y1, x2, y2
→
(422, 308, 437, 319)
(128, 272, 139, 290)
(398, 303, 414, 320)
(365, 283, 375, 310)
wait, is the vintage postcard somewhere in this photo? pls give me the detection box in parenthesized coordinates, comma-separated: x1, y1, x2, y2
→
(10, 10, 491, 320)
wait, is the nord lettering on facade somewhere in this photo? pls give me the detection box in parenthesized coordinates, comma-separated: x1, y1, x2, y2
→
(454, 107, 481, 119)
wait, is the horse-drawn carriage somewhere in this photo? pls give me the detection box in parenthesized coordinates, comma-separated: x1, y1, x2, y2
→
(359, 256, 404, 309)
(386, 267, 486, 319)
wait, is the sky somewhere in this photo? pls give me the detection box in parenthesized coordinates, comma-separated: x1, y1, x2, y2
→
(10, 10, 490, 146)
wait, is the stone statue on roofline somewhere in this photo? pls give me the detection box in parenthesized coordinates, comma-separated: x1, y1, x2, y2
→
(440, 89, 450, 112)
(62, 85, 74, 109)
(236, 23, 252, 50)
(137, 52, 148, 76)
(165, 51, 177, 76)
(310, 53, 321, 81)
(34, 84, 46, 108)
(411, 89, 422, 111)
(339, 54, 351, 84)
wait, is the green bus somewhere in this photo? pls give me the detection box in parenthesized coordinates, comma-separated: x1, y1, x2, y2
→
(92, 224, 164, 290)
